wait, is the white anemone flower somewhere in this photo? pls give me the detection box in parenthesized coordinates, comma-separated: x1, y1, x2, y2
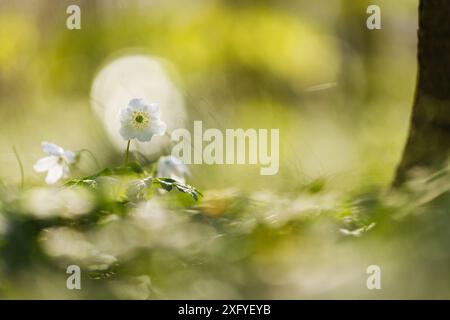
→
(119, 98, 167, 142)
(33, 142, 76, 184)
(157, 155, 190, 183)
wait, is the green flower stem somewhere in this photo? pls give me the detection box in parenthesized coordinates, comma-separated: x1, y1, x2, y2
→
(12, 146, 24, 189)
(124, 140, 131, 167)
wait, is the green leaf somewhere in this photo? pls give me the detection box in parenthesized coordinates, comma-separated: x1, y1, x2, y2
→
(153, 178, 203, 201)
(65, 163, 145, 187)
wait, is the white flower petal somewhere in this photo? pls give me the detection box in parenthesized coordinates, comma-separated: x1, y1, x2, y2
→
(63, 151, 76, 164)
(120, 125, 138, 140)
(45, 164, 64, 184)
(120, 107, 133, 123)
(147, 103, 160, 118)
(33, 156, 58, 173)
(42, 142, 64, 156)
(128, 98, 147, 111)
(172, 160, 190, 176)
(63, 164, 70, 178)
(135, 130, 155, 142)
(149, 120, 166, 136)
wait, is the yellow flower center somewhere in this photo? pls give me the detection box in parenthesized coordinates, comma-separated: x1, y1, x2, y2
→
(131, 111, 149, 129)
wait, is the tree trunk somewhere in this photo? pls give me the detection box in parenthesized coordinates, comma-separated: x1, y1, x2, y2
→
(394, 0, 450, 186)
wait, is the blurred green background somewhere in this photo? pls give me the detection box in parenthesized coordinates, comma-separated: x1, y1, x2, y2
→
(0, 0, 417, 192)
(2, 0, 449, 300)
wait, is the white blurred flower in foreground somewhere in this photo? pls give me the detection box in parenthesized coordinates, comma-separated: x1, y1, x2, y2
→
(120, 98, 166, 142)
(157, 155, 189, 183)
(33, 142, 76, 184)
(22, 187, 94, 219)
(127, 177, 153, 202)
(40, 227, 117, 269)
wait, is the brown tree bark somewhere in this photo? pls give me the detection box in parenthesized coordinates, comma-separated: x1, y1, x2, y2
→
(394, 0, 450, 186)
